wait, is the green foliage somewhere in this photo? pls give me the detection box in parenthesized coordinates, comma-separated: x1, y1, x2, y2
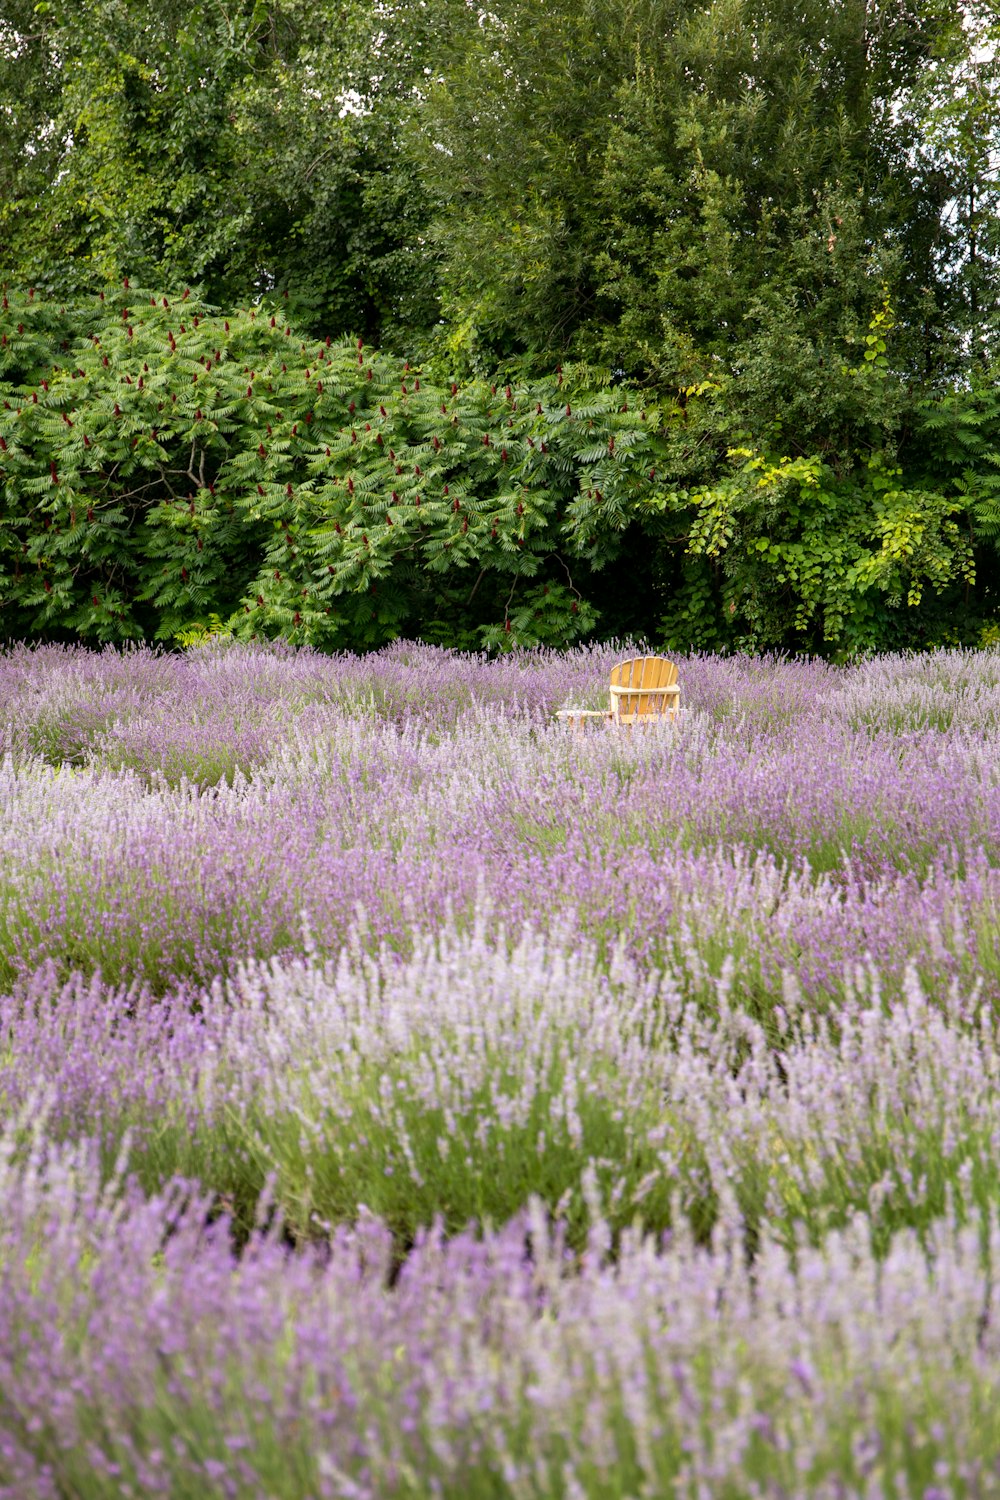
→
(4, 284, 998, 656)
(657, 448, 974, 653)
(416, 0, 967, 387)
(897, 2, 1000, 366)
(0, 0, 444, 344)
(174, 613, 233, 649)
(0, 285, 667, 648)
(3, 0, 1000, 658)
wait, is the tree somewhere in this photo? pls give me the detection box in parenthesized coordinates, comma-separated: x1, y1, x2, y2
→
(0, 0, 64, 257)
(418, 0, 962, 400)
(0, 0, 444, 344)
(898, 1, 1000, 369)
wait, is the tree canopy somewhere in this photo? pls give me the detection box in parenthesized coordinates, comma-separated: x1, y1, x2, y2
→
(2, 0, 999, 652)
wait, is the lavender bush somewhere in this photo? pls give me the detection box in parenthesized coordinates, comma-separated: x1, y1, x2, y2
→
(2, 639, 1000, 1495)
(1, 1127, 999, 1499)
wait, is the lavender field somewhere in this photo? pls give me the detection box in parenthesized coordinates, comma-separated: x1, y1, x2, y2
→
(3, 640, 1000, 1498)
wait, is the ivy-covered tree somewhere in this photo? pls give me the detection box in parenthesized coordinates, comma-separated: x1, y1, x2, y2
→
(0, 0, 444, 344)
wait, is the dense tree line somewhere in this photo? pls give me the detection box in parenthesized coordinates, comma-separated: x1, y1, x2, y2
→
(1, 0, 999, 652)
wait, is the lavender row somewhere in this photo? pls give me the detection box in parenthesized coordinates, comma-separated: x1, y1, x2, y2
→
(1, 710, 999, 998)
(0, 639, 831, 751)
(0, 1116, 995, 1499)
(5, 640, 1000, 772)
(1, 931, 996, 1253)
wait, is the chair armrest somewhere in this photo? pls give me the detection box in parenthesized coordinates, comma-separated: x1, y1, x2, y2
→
(609, 684, 680, 699)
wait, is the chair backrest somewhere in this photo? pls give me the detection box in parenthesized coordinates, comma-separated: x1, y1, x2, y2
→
(609, 656, 679, 721)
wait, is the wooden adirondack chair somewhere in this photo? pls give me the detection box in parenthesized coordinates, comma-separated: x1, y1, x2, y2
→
(556, 656, 680, 730)
(608, 656, 680, 725)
